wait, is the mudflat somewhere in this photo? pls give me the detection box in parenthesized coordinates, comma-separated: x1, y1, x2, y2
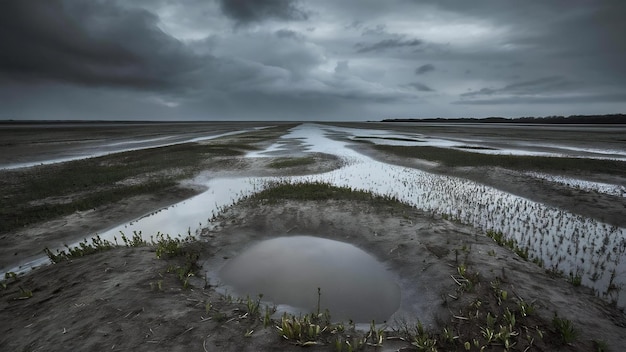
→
(1, 122, 624, 351)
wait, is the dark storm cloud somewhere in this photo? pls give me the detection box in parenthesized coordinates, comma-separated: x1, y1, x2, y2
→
(0, 1, 202, 90)
(275, 29, 301, 39)
(2, 0, 626, 120)
(405, 82, 434, 92)
(415, 64, 435, 75)
(219, 0, 308, 24)
(461, 77, 573, 98)
(355, 38, 423, 53)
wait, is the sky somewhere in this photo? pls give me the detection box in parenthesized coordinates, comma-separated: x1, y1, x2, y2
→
(1, 0, 625, 121)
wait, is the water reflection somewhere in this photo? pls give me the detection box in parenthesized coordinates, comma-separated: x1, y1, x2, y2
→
(219, 236, 400, 323)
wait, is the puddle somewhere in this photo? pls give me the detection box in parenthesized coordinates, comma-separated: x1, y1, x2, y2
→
(218, 236, 401, 323)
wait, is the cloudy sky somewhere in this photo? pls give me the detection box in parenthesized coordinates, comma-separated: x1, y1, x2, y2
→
(1, 0, 625, 121)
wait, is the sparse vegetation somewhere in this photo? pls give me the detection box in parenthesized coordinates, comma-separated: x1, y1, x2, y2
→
(0, 125, 294, 234)
(373, 144, 626, 175)
(44, 231, 194, 264)
(2, 122, 622, 351)
(268, 156, 315, 169)
(552, 314, 578, 344)
(249, 181, 406, 208)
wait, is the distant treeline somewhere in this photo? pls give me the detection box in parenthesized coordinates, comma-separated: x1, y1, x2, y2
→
(382, 114, 626, 124)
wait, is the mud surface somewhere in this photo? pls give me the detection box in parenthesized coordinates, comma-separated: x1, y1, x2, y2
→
(1, 122, 624, 351)
(1, 199, 624, 351)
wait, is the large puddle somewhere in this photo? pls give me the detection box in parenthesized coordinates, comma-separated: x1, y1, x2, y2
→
(218, 236, 400, 323)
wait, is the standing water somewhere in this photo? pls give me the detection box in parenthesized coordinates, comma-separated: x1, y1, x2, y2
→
(219, 236, 401, 323)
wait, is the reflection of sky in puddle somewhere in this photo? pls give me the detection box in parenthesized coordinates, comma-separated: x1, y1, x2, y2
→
(5, 123, 625, 309)
(219, 236, 400, 323)
(97, 177, 266, 241)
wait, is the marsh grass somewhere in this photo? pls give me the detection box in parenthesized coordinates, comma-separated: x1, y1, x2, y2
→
(44, 231, 194, 264)
(552, 315, 577, 344)
(0, 125, 294, 234)
(373, 144, 626, 175)
(486, 230, 530, 261)
(354, 136, 423, 143)
(249, 181, 408, 210)
(268, 157, 316, 169)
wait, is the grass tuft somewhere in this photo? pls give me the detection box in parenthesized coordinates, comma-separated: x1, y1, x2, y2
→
(268, 157, 315, 169)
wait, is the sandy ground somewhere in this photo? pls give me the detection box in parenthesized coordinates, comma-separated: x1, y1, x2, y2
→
(1, 123, 625, 351)
(2, 198, 625, 351)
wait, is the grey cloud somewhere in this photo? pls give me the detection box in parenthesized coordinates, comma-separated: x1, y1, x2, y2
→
(335, 61, 349, 74)
(415, 64, 435, 75)
(2, 0, 626, 120)
(361, 24, 387, 36)
(461, 77, 573, 98)
(219, 0, 308, 24)
(275, 29, 301, 39)
(405, 82, 434, 92)
(453, 93, 626, 105)
(0, 1, 203, 90)
(355, 38, 423, 53)
(344, 20, 363, 30)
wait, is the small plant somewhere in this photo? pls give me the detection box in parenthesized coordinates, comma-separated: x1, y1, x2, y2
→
(517, 298, 536, 317)
(481, 326, 496, 344)
(552, 314, 577, 344)
(453, 264, 479, 292)
(568, 271, 582, 287)
(246, 294, 263, 316)
(276, 313, 325, 346)
(212, 312, 227, 322)
(18, 286, 33, 299)
(263, 306, 274, 328)
(154, 233, 193, 259)
(593, 339, 609, 352)
(411, 321, 438, 351)
(366, 320, 385, 347)
(486, 312, 497, 329)
(503, 308, 516, 328)
(2, 271, 18, 289)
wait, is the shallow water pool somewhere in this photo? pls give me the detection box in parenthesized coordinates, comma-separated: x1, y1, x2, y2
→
(218, 235, 401, 323)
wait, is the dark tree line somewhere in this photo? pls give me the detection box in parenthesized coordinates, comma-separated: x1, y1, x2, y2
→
(382, 114, 626, 124)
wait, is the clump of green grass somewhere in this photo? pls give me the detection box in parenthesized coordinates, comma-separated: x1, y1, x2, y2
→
(250, 181, 404, 208)
(552, 314, 577, 344)
(277, 313, 327, 346)
(268, 157, 315, 169)
(44, 231, 194, 263)
(44, 235, 116, 263)
(486, 230, 529, 261)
